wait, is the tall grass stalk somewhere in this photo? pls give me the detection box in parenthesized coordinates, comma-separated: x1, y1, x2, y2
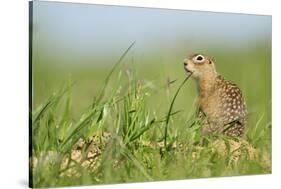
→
(164, 73, 193, 148)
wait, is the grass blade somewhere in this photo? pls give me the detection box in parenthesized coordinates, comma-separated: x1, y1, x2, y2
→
(119, 140, 153, 181)
(32, 84, 73, 126)
(96, 41, 136, 103)
(164, 73, 193, 148)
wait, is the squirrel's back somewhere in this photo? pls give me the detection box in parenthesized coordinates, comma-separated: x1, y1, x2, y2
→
(199, 74, 247, 136)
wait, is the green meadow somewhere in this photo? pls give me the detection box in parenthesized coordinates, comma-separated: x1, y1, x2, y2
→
(30, 41, 271, 187)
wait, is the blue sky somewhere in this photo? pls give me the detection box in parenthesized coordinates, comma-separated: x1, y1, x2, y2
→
(32, 1, 271, 64)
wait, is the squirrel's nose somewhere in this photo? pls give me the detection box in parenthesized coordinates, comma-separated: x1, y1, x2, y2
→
(183, 62, 187, 66)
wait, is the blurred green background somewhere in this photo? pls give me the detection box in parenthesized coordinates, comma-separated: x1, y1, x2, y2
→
(32, 1, 271, 137)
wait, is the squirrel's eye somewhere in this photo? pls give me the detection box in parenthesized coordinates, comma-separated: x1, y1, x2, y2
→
(196, 55, 203, 61)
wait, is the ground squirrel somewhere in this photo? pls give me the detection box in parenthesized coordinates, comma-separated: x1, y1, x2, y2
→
(183, 53, 247, 137)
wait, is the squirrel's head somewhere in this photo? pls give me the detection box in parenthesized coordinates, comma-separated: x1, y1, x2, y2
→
(183, 53, 216, 79)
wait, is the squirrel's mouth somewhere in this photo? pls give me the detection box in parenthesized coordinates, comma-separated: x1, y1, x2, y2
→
(184, 66, 192, 73)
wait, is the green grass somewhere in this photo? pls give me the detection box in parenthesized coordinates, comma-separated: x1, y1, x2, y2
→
(30, 43, 271, 188)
